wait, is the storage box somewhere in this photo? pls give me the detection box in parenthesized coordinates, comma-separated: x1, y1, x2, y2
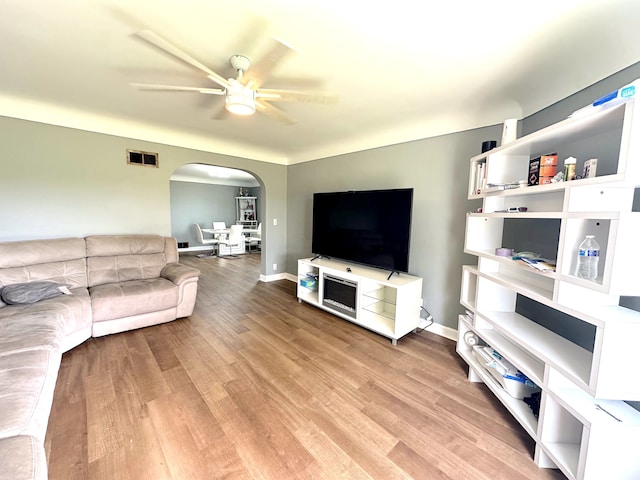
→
(299, 276, 317, 289)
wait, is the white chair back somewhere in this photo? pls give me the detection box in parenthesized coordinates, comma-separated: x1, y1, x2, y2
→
(228, 224, 243, 244)
(194, 223, 205, 243)
(212, 221, 226, 230)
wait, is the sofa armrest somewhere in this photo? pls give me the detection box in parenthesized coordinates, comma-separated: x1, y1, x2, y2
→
(160, 263, 200, 285)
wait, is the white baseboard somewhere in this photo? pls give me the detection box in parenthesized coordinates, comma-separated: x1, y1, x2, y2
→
(260, 272, 290, 282)
(418, 321, 458, 341)
(178, 246, 213, 253)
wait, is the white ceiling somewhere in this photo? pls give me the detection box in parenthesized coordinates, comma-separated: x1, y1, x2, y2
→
(1, 0, 640, 165)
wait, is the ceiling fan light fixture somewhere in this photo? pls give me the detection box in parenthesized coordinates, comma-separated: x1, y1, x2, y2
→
(225, 82, 256, 116)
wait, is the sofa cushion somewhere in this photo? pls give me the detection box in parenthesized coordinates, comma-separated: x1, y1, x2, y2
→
(0, 349, 62, 442)
(0, 238, 88, 290)
(1, 281, 70, 305)
(86, 235, 170, 287)
(87, 253, 168, 286)
(90, 278, 178, 322)
(0, 310, 65, 356)
(0, 436, 47, 480)
(0, 288, 91, 351)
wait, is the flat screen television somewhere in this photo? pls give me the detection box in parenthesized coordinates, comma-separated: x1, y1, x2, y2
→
(312, 188, 413, 273)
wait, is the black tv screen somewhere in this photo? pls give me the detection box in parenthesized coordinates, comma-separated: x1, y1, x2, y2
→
(312, 188, 413, 272)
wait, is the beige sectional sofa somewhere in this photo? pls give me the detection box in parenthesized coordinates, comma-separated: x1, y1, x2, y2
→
(0, 235, 200, 480)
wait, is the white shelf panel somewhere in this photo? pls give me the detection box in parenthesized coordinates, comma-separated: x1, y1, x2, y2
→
(475, 327, 545, 387)
(539, 442, 579, 480)
(550, 387, 640, 428)
(361, 301, 396, 320)
(469, 211, 565, 219)
(482, 311, 592, 391)
(356, 311, 396, 337)
(458, 347, 539, 438)
(476, 268, 555, 303)
(470, 101, 627, 163)
(471, 173, 629, 200)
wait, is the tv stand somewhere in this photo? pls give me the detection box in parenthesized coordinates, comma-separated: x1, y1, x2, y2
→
(297, 258, 423, 345)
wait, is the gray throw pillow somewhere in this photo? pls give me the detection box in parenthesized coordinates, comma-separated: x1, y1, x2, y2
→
(0, 281, 71, 305)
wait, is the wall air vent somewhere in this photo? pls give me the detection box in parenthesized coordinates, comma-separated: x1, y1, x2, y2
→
(127, 149, 159, 167)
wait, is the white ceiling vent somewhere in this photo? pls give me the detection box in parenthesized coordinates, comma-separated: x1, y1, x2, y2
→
(127, 149, 158, 167)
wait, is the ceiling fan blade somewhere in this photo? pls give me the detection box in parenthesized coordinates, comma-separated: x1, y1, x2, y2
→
(255, 100, 296, 125)
(242, 38, 294, 89)
(131, 83, 225, 95)
(257, 89, 338, 104)
(135, 30, 230, 88)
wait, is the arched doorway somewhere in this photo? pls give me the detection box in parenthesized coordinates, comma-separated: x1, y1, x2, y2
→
(169, 163, 264, 266)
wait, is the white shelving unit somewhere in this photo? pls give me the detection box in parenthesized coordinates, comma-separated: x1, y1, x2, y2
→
(297, 257, 422, 345)
(458, 96, 640, 479)
(235, 196, 257, 228)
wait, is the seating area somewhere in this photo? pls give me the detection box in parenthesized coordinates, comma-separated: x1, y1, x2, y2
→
(192, 222, 262, 256)
(0, 235, 199, 480)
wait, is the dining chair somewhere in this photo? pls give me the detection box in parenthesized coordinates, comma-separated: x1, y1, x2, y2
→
(194, 223, 218, 257)
(217, 224, 243, 257)
(247, 223, 262, 253)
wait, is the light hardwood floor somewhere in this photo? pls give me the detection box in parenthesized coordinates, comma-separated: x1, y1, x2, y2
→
(45, 253, 565, 479)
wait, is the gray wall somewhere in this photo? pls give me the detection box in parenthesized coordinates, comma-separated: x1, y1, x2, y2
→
(0, 117, 287, 277)
(522, 61, 640, 135)
(286, 60, 640, 331)
(286, 126, 501, 330)
(170, 182, 262, 247)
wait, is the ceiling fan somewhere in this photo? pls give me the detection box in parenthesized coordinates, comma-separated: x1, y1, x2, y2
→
(131, 30, 336, 125)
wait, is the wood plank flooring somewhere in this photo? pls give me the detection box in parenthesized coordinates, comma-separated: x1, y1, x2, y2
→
(44, 253, 565, 479)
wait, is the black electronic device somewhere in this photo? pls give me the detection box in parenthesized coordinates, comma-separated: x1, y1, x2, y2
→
(311, 188, 413, 273)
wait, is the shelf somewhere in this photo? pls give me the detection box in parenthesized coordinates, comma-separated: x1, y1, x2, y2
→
(356, 311, 396, 337)
(470, 100, 627, 162)
(362, 286, 397, 304)
(460, 93, 640, 478)
(550, 387, 640, 428)
(475, 267, 555, 304)
(361, 301, 396, 320)
(474, 327, 545, 387)
(539, 442, 579, 480)
(483, 311, 592, 391)
(457, 345, 539, 438)
(471, 173, 629, 200)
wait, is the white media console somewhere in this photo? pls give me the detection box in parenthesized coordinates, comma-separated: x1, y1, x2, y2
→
(297, 257, 423, 345)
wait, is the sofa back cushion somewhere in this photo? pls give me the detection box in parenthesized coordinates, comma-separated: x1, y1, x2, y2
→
(0, 238, 88, 292)
(86, 235, 176, 287)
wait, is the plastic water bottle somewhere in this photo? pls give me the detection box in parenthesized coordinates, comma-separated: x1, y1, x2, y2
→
(575, 235, 600, 280)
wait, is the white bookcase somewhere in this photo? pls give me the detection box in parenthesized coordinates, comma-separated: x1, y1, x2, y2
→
(235, 196, 257, 228)
(458, 97, 640, 479)
(297, 257, 422, 345)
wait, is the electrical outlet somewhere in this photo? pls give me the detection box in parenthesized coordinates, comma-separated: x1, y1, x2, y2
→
(273, 263, 277, 271)
(273, 218, 278, 226)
